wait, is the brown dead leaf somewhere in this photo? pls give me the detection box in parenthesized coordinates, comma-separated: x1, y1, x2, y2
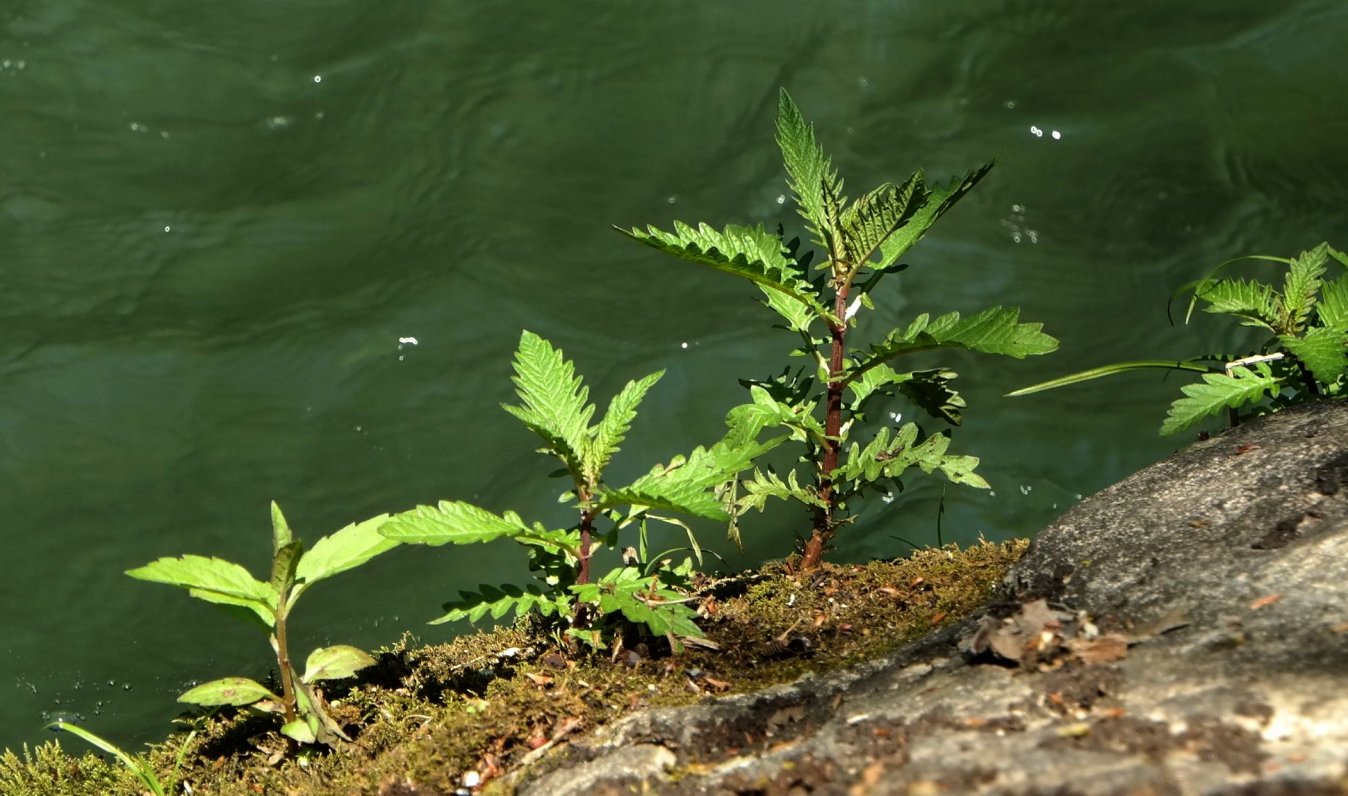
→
(930, 611, 947, 626)
(1249, 593, 1283, 610)
(1066, 634, 1129, 664)
(701, 674, 731, 692)
(1328, 621, 1348, 634)
(523, 671, 554, 687)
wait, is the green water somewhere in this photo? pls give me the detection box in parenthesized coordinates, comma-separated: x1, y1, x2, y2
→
(3, 1, 1346, 751)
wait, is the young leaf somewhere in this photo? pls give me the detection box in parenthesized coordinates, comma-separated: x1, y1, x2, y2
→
(846, 363, 914, 410)
(48, 722, 167, 796)
(293, 514, 397, 589)
(302, 645, 376, 683)
(775, 88, 844, 253)
(1161, 364, 1281, 435)
(126, 555, 275, 627)
(178, 677, 276, 707)
(621, 222, 834, 323)
(269, 540, 303, 598)
(1280, 243, 1328, 333)
(280, 719, 318, 745)
(838, 173, 926, 274)
(502, 330, 595, 477)
(586, 369, 663, 480)
(1008, 359, 1218, 397)
(379, 501, 533, 546)
(1281, 327, 1348, 388)
(601, 435, 782, 520)
(570, 567, 703, 641)
(873, 162, 994, 272)
(270, 500, 294, 555)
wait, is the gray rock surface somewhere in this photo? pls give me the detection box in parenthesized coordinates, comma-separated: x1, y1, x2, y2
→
(513, 400, 1348, 795)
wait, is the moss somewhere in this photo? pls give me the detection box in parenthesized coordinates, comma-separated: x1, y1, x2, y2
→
(1, 540, 1025, 795)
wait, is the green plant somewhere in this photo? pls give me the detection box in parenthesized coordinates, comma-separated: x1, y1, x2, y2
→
(46, 721, 176, 796)
(620, 89, 1057, 569)
(127, 503, 398, 746)
(378, 330, 780, 650)
(1010, 242, 1348, 434)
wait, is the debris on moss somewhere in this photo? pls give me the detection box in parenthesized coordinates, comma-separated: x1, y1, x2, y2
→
(0, 540, 1025, 795)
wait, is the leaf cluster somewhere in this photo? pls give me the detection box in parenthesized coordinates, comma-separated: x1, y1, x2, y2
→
(126, 505, 397, 745)
(379, 331, 780, 650)
(1012, 242, 1348, 435)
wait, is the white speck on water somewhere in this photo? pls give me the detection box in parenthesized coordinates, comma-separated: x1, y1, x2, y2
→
(354, 425, 363, 433)
(1051, 130, 1062, 140)
(776, 194, 786, 205)
(163, 225, 171, 232)
(1030, 125, 1043, 137)
(989, 491, 997, 498)
(666, 194, 677, 204)
(1020, 484, 1032, 495)
(1004, 100, 1016, 110)
(129, 122, 147, 133)
(881, 492, 894, 504)
(680, 341, 688, 349)
(312, 75, 322, 83)
(888, 411, 902, 424)
(266, 116, 293, 130)
(398, 336, 419, 346)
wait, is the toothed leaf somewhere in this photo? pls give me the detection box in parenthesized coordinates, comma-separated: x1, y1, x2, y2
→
(431, 584, 571, 625)
(1281, 243, 1329, 333)
(838, 173, 926, 273)
(586, 370, 662, 479)
(1281, 327, 1348, 388)
(502, 330, 593, 478)
(875, 162, 993, 272)
(1161, 364, 1281, 435)
(775, 88, 844, 253)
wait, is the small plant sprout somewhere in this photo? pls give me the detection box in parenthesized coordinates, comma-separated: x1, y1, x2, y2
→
(378, 330, 781, 650)
(621, 89, 1057, 569)
(1011, 242, 1348, 434)
(126, 503, 398, 746)
(47, 720, 174, 796)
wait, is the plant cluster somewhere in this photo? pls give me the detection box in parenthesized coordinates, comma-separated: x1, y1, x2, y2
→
(1011, 242, 1348, 434)
(38, 89, 1059, 776)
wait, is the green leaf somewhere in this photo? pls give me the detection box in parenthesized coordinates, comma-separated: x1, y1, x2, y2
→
(1193, 278, 1280, 330)
(269, 540, 302, 598)
(502, 330, 594, 479)
(127, 555, 275, 627)
(836, 425, 989, 490)
(586, 369, 663, 480)
(178, 677, 276, 707)
(570, 567, 704, 643)
(1316, 276, 1348, 332)
(302, 645, 376, 683)
(47, 722, 166, 796)
(775, 88, 844, 254)
(280, 718, 317, 745)
(621, 222, 834, 323)
(431, 584, 570, 625)
(1007, 359, 1219, 397)
(853, 306, 1057, 378)
(270, 500, 294, 555)
(1280, 243, 1329, 333)
(846, 363, 914, 410)
(734, 468, 825, 513)
(1281, 327, 1348, 388)
(727, 384, 825, 443)
(874, 162, 994, 272)
(294, 514, 397, 588)
(838, 173, 926, 274)
(379, 501, 574, 557)
(1161, 364, 1281, 435)
(603, 434, 782, 520)
(758, 284, 819, 332)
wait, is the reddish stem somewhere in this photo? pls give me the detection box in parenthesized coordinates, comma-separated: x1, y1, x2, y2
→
(802, 281, 850, 570)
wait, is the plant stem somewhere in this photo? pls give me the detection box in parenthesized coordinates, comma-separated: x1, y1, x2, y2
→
(803, 282, 851, 569)
(272, 604, 298, 726)
(577, 509, 594, 586)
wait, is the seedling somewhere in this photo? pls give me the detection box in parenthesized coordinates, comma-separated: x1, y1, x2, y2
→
(621, 89, 1056, 568)
(379, 330, 780, 650)
(127, 503, 398, 746)
(1011, 242, 1348, 434)
(47, 721, 177, 796)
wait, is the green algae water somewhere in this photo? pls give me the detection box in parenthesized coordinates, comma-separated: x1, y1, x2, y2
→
(2, 1, 1347, 751)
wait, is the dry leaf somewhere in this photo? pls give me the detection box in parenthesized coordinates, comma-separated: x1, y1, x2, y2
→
(1248, 593, 1283, 610)
(1066, 634, 1129, 664)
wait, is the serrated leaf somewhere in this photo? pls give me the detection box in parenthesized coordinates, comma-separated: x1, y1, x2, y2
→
(293, 514, 397, 595)
(302, 644, 376, 683)
(178, 677, 276, 707)
(838, 173, 926, 274)
(835, 424, 987, 490)
(1280, 243, 1329, 333)
(502, 330, 593, 478)
(846, 363, 914, 410)
(570, 567, 704, 641)
(853, 306, 1057, 378)
(603, 434, 782, 520)
(727, 385, 825, 443)
(379, 501, 533, 546)
(759, 284, 819, 332)
(775, 88, 844, 254)
(735, 468, 825, 513)
(1281, 327, 1348, 388)
(1317, 276, 1348, 332)
(431, 583, 570, 625)
(586, 370, 662, 480)
(874, 162, 994, 272)
(1194, 278, 1279, 329)
(1161, 365, 1281, 435)
(127, 555, 275, 626)
(621, 222, 833, 323)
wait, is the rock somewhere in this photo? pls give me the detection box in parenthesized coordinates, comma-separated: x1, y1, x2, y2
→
(509, 400, 1348, 795)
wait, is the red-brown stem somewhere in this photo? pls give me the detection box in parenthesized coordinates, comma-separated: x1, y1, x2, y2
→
(272, 603, 298, 725)
(577, 509, 594, 587)
(801, 281, 851, 570)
